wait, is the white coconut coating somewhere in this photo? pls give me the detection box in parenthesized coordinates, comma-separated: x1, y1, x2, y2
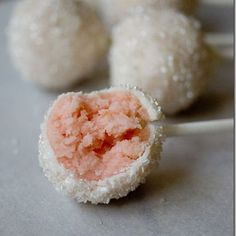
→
(99, 0, 198, 29)
(110, 9, 214, 115)
(8, 0, 109, 90)
(39, 87, 164, 204)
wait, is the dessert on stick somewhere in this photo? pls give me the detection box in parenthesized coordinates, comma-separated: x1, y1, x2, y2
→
(39, 87, 233, 204)
(110, 8, 215, 115)
(39, 87, 163, 204)
(8, 0, 109, 90)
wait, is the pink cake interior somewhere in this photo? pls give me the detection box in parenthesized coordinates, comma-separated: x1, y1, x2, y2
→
(47, 90, 150, 181)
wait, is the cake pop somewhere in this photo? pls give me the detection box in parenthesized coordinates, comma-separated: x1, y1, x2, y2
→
(39, 87, 163, 204)
(110, 8, 214, 115)
(39, 86, 233, 204)
(8, 0, 109, 90)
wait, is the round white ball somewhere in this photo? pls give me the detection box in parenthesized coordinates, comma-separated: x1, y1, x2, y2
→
(99, 0, 198, 29)
(8, 0, 109, 90)
(39, 87, 164, 204)
(110, 9, 213, 115)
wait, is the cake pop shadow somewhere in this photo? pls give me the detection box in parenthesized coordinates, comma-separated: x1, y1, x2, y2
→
(73, 165, 190, 209)
(107, 166, 190, 207)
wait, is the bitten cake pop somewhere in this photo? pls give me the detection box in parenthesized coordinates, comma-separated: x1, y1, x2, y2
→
(8, 0, 109, 90)
(39, 86, 233, 204)
(98, 0, 198, 29)
(110, 8, 214, 115)
(39, 87, 163, 204)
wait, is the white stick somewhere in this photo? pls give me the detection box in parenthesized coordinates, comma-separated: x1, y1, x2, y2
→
(204, 33, 234, 59)
(202, 0, 233, 5)
(218, 47, 234, 59)
(163, 119, 233, 137)
(205, 33, 233, 47)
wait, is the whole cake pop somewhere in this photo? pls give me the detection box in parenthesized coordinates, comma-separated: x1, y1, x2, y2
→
(110, 8, 214, 115)
(8, 0, 109, 90)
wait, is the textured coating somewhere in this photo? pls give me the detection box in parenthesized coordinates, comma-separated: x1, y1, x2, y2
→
(8, 0, 109, 90)
(39, 87, 164, 204)
(110, 8, 214, 115)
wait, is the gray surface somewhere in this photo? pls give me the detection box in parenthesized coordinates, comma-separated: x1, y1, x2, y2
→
(0, 1, 234, 236)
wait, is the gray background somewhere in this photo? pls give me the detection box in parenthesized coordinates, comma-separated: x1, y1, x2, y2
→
(0, 1, 234, 236)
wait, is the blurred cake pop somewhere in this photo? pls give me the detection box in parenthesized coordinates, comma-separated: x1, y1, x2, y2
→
(8, 0, 109, 90)
(110, 8, 215, 115)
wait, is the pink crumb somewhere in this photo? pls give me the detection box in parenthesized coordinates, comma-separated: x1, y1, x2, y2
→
(47, 91, 150, 181)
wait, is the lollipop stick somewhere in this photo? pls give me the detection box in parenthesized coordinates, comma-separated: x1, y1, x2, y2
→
(202, 0, 233, 5)
(205, 33, 233, 47)
(163, 119, 233, 137)
(218, 48, 234, 59)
